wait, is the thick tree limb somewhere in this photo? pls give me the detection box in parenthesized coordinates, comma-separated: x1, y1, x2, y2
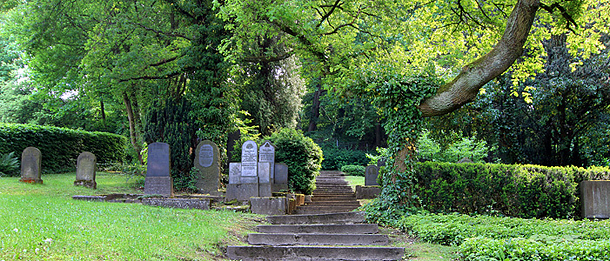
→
(418, 0, 540, 117)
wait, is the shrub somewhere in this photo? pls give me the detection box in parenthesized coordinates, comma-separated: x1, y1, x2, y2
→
(266, 128, 323, 195)
(0, 123, 127, 173)
(0, 152, 19, 177)
(320, 146, 368, 170)
(416, 130, 491, 163)
(341, 165, 366, 176)
(412, 162, 610, 219)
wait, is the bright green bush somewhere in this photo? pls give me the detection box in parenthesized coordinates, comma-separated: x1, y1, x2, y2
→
(266, 128, 323, 195)
(341, 165, 365, 176)
(0, 152, 19, 177)
(416, 130, 491, 163)
(320, 146, 368, 170)
(413, 162, 610, 219)
(0, 123, 127, 173)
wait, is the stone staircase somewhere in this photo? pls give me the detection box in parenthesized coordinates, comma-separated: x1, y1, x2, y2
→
(295, 171, 361, 214)
(227, 211, 405, 260)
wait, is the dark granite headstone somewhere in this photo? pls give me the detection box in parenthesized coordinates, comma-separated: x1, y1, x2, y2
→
(194, 140, 220, 195)
(259, 141, 276, 182)
(365, 165, 380, 186)
(241, 140, 258, 177)
(144, 142, 173, 196)
(272, 162, 289, 192)
(74, 152, 97, 189)
(19, 147, 42, 184)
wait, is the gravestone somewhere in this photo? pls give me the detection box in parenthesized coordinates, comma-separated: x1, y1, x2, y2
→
(144, 142, 173, 197)
(258, 162, 272, 197)
(365, 165, 380, 186)
(258, 141, 276, 183)
(241, 140, 258, 177)
(19, 147, 43, 184)
(229, 162, 242, 184)
(581, 181, 610, 219)
(194, 140, 220, 195)
(74, 152, 97, 189)
(273, 162, 289, 192)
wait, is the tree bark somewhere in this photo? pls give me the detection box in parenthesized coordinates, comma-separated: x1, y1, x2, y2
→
(123, 92, 143, 164)
(307, 83, 322, 132)
(418, 0, 541, 117)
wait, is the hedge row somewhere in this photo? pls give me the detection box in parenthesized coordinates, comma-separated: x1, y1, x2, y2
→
(413, 162, 610, 219)
(0, 123, 127, 173)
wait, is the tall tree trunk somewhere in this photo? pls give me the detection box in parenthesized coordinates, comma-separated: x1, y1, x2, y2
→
(307, 83, 322, 132)
(100, 99, 106, 122)
(123, 92, 143, 164)
(375, 118, 383, 148)
(418, 0, 541, 116)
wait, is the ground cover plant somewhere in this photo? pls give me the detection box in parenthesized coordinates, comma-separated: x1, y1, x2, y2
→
(0, 173, 261, 260)
(393, 213, 610, 260)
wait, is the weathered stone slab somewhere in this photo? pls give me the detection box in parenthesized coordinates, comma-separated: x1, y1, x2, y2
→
(250, 197, 287, 215)
(364, 165, 379, 186)
(355, 185, 381, 199)
(19, 147, 42, 184)
(259, 141, 276, 182)
(142, 198, 210, 210)
(226, 183, 259, 201)
(74, 152, 97, 189)
(194, 140, 220, 195)
(241, 140, 258, 177)
(581, 181, 610, 219)
(144, 142, 173, 196)
(229, 162, 242, 184)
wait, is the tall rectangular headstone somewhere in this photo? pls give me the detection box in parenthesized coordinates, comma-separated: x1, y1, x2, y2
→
(74, 152, 97, 189)
(365, 165, 380, 186)
(258, 162, 272, 197)
(194, 140, 220, 195)
(241, 140, 258, 177)
(272, 162, 289, 192)
(144, 142, 173, 197)
(581, 181, 610, 219)
(19, 147, 42, 184)
(229, 162, 242, 184)
(259, 141, 276, 183)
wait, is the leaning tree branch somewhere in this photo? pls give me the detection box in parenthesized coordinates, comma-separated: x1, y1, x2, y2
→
(418, 0, 541, 117)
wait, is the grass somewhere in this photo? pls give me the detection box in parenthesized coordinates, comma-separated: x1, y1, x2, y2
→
(344, 175, 364, 189)
(0, 173, 262, 260)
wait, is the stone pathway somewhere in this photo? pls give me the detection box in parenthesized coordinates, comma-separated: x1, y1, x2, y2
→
(226, 171, 405, 260)
(295, 170, 361, 214)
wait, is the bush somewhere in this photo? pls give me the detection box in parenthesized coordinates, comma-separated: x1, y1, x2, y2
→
(266, 128, 323, 195)
(320, 146, 369, 170)
(0, 123, 127, 173)
(416, 130, 491, 163)
(0, 152, 19, 177)
(413, 162, 610, 219)
(341, 165, 366, 176)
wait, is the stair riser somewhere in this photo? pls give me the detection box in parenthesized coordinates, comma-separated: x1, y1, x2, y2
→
(248, 233, 389, 246)
(256, 224, 379, 234)
(267, 211, 365, 224)
(227, 246, 405, 261)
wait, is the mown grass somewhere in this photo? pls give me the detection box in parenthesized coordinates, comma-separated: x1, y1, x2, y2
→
(0, 173, 262, 260)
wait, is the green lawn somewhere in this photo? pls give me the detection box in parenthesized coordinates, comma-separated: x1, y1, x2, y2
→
(0, 173, 261, 260)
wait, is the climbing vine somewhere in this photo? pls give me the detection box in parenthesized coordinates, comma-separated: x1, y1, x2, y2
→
(360, 73, 441, 224)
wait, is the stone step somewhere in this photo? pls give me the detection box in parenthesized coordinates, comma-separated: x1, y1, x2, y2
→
(312, 196, 357, 201)
(267, 211, 365, 225)
(305, 200, 360, 205)
(256, 224, 379, 234)
(226, 246, 405, 261)
(248, 233, 389, 246)
(294, 208, 360, 215)
(312, 191, 355, 195)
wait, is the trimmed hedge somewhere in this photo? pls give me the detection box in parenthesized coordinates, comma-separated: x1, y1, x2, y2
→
(413, 162, 610, 219)
(341, 165, 366, 176)
(0, 123, 127, 173)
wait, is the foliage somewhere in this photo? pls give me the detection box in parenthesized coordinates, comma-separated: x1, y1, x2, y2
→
(340, 165, 366, 177)
(412, 162, 610, 219)
(416, 130, 492, 163)
(265, 128, 323, 194)
(0, 123, 127, 173)
(0, 151, 19, 177)
(320, 146, 369, 170)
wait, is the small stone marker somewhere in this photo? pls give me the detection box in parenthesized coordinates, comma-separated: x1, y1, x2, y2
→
(194, 140, 220, 195)
(273, 162, 289, 192)
(365, 165, 380, 186)
(457, 157, 474, 163)
(259, 141, 276, 182)
(144, 142, 173, 197)
(241, 140, 258, 177)
(19, 147, 42, 184)
(229, 162, 242, 184)
(74, 152, 97, 189)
